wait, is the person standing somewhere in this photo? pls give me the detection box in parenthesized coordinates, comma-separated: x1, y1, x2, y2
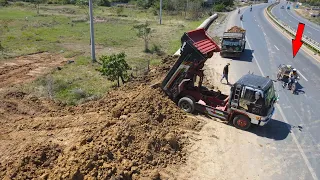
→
(221, 63, 230, 84)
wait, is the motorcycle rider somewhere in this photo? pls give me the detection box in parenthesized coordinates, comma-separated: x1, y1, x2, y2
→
(238, 9, 240, 14)
(250, 5, 252, 11)
(287, 68, 299, 89)
(240, 14, 243, 21)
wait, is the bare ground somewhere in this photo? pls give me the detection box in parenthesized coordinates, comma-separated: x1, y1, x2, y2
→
(0, 52, 68, 89)
(0, 55, 205, 179)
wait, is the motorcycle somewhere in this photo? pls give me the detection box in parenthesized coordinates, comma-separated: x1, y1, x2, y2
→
(238, 9, 240, 14)
(282, 77, 299, 94)
(240, 15, 243, 21)
(250, 7, 252, 12)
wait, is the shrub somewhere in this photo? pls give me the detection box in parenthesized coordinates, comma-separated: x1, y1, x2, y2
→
(98, 52, 131, 87)
(214, 4, 225, 12)
(97, 0, 110, 7)
(0, 0, 8, 6)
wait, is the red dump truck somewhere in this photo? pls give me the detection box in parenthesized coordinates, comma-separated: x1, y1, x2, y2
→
(161, 28, 277, 130)
(220, 26, 246, 58)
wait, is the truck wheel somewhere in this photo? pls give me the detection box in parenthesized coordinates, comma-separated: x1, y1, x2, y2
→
(178, 97, 195, 113)
(233, 115, 251, 130)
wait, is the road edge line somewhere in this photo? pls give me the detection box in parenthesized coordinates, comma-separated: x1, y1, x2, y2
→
(264, 6, 320, 63)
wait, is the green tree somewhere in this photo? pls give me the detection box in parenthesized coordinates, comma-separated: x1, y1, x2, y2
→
(213, 3, 225, 12)
(133, 22, 153, 52)
(98, 53, 131, 87)
(0, 0, 8, 6)
(97, 0, 110, 6)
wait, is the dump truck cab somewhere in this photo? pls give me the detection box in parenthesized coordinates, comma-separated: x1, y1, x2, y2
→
(161, 28, 277, 130)
(229, 74, 276, 127)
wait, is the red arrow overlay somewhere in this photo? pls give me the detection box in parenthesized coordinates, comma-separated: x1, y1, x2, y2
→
(292, 23, 305, 58)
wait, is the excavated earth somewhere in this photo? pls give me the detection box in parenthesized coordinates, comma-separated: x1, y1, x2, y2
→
(0, 54, 204, 179)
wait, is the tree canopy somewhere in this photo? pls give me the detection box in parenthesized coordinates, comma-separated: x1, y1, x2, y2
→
(98, 52, 131, 87)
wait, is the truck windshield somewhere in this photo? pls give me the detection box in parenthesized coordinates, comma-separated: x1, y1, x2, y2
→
(222, 40, 241, 46)
(264, 84, 276, 107)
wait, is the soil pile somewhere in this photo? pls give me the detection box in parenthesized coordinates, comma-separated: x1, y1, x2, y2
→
(0, 55, 203, 179)
(227, 26, 246, 33)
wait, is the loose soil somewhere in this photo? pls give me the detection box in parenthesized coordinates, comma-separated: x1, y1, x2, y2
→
(0, 52, 67, 89)
(0, 55, 204, 179)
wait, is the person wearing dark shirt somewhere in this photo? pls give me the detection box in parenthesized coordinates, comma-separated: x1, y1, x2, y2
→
(220, 63, 230, 84)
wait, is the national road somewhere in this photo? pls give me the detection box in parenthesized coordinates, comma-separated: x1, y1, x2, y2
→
(208, 2, 320, 180)
(271, 0, 320, 44)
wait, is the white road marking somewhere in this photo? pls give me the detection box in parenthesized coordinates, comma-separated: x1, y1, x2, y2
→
(263, 32, 266, 36)
(307, 31, 312, 35)
(276, 104, 318, 180)
(297, 70, 308, 81)
(241, 19, 318, 180)
(274, 45, 279, 50)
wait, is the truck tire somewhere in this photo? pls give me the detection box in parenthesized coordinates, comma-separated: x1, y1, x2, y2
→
(178, 97, 195, 113)
(233, 115, 251, 130)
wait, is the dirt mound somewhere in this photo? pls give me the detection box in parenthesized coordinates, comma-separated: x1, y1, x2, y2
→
(0, 92, 62, 120)
(227, 26, 246, 33)
(0, 55, 204, 179)
(3, 143, 62, 179)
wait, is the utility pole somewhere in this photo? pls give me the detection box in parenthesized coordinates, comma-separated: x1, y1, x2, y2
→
(89, 0, 96, 63)
(159, 0, 162, 25)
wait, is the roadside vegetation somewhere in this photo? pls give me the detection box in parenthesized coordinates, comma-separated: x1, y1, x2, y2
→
(288, 0, 320, 25)
(0, 0, 213, 104)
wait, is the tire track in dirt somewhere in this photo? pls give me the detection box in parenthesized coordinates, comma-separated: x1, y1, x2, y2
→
(0, 52, 67, 89)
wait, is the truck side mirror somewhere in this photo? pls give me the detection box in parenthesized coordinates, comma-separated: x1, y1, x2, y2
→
(255, 91, 260, 100)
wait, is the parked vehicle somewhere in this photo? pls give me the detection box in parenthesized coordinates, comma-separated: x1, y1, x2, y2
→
(162, 28, 278, 130)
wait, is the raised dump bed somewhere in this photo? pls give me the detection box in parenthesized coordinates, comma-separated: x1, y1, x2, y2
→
(162, 28, 220, 99)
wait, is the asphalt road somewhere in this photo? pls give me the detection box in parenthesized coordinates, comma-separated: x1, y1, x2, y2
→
(271, 1, 320, 44)
(211, 3, 320, 180)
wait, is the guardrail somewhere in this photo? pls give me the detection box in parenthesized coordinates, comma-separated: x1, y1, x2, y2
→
(266, 3, 320, 54)
(174, 13, 219, 56)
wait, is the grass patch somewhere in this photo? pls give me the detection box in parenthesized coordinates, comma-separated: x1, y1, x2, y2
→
(2, 3, 207, 104)
(27, 56, 114, 105)
(0, 4, 204, 60)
